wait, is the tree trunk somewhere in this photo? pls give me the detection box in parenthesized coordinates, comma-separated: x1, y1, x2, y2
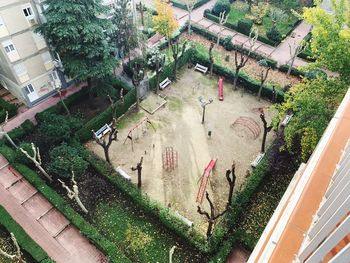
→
(59, 93, 70, 116)
(173, 59, 178, 80)
(233, 69, 239, 90)
(136, 84, 140, 109)
(137, 171, 141, 188)
(261, 129, 267, 153)
(4, 134, 17, 149)
(156, 69, 160, 94)
(287, 56, 296, 76)
(258, 84, 263, 101)
(207, 220, 214, 238)
(210, 63, 213, 76)
(227, 184, 234, 209)
(216, 30, 220, 46)
(104, 147, 110, 164)
(36, 164, 52, 182)
(75, 196, 88, 214)
(188, 10, 192, 35)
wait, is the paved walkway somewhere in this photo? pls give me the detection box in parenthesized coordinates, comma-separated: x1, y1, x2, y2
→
(3, 82, 86, 133)
(0, 155, 106, 263)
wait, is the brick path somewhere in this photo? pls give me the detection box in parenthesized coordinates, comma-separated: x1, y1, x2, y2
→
(0, 155, 106, 263)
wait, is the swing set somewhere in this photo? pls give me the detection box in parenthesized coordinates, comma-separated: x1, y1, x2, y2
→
(123, 117, 155, 152)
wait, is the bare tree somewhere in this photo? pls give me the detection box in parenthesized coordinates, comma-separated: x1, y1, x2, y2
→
(20, 143, 52, 182)
(260, 109, 272, 153)
(185, 0, 196, 36)
(225, 162, 236, 209)
(138, 1, 145, 27)
(258, 67, 271, 100)
(54, 82, 70, 115)
(132, 62, 145, 109)
(233, 28, 258, 90)
(58, 170, 88, 214)
(287, 40, 306, 76)
(170, 40, 187, 80)
(92, 96, 118, 164)
(169, 246, 176, 263)
(197, 192, 227, 238)
(0, 233, 26, 263)
(209, 42, 215, 75)
(0, 111, 17, 149)
(131, 156, 143, 188)
(217, 11, 228, 46)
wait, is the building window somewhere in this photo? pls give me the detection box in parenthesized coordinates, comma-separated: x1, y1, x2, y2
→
(2, 41, 16, 53)
(49, 71, 58, 81)
(24, 84, 34, 94)
(23, 6, 33, 17)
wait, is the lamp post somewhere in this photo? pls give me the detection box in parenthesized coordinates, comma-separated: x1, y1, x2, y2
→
(199, 96, 213, 124)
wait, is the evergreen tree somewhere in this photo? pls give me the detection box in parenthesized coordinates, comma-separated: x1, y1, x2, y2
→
(36, 0, 117, 94)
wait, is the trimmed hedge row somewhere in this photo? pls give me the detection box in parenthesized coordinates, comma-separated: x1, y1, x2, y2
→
(75, 88, 136, 142)
(0, 206, 51, 262)
(0, 146, 132, 263)
(2, 119, 35, 146)
(190, 24, 278, 69)
(0, 98, 17, 124)
(171, 0, 210, 10)
(279, 64, 305, 77)
(190, 49, 284, 102)
(84, 151, 208, 252)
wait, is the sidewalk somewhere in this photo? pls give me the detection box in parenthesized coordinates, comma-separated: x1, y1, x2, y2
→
(3, 82, 86, 133)
(0, 155, 106, 263)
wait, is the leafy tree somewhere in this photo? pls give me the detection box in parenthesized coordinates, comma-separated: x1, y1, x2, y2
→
(112, 0, 139, 64)
(170, 40, 187, 80)
(274, 78, 348, 161)
(48, 144, 88, 179)
(246, 2, 269, 25)
(212, 0, 231, 17)
(153, 0, 179, 48)
(36, 0, 117, 95)
(303, 0, 350, 78)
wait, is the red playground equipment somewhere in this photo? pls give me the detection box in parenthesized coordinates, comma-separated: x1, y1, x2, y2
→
(196, 159, 217, 204)
(218, 77, 224, 101)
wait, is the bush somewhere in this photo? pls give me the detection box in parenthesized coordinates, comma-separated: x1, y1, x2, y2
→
(237, 19, 253, 35)
(48, 144, 88, 179)
(212, 0, 231, 17)
(38, 112, 83, 144)
(267, 26, 282, 43)
(0, 98, 17, 124)
(123, 57, 146, 78)
(15, 142, 34, 165)
(0, 206, 50, 262)
(222, 36, 235, 51)
(304, 68, 327, 80)
(279, 64, 305, 77)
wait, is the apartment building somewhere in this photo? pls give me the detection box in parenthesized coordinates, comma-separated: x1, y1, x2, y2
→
(0, 0, 64, 107)
(248, 88, 350, 262)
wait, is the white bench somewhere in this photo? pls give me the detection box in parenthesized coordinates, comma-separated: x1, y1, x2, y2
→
(115, 166, 131, 181)
(159, 77, 171, 90)
(281, 114, 293, 127)
(194, 63, 208, 74)
(251, 152, 265, 168)
(94, 124, 111, 139)
(174, 211, 193, 228)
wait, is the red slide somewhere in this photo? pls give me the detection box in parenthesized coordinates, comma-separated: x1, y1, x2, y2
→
(218, 77, 224, 101)
(196, 159, 217, 204)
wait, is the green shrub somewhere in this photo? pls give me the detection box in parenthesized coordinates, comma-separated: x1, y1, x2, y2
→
(21, 119, 34, 133)
(304, 68, 327, 80)
(212, 0, 231, 17)
(0, 98, 17, 124)
(15, 142, 34, 165)
(48, 144, 88, 179)
(267, 26, 282, 43)
(0, 206, 50, 262)
(222, 36, 235, 51)
(38, 112, 83, 144)
(237, 19, 253, 35)
(278, 64, 305, 77)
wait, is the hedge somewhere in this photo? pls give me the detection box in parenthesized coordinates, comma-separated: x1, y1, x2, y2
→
(1, 119, 35, 147)
(0, 206, 51, 262)
(171, 0, 211, 10)
(278, 64, 305, 77)
(75, 88, 137, 142)
(0, 98, 17, 124)
(190, 49, 284, 102)
(190, 24, 278, 69)
(0, 146, 132, 263)
(84, 150, 208, 252)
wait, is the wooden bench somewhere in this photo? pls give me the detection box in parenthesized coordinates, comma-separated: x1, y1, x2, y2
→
(281, 114, 293, 127)
(115, 166, 131, 181)
(194, 63, 208, 74)
(251, 152, 265, 168)
(94, 124, 111, 139)
(159, 77, 171, 90)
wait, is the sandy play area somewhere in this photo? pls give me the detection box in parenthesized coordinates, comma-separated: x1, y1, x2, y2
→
(86, 69, 275, 234)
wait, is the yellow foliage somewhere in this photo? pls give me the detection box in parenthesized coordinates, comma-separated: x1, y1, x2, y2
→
(153, 0, 179, 39)
(301, 127, 318, 162)
(246, 3, 269, 25)
(125, 223, 152, 252)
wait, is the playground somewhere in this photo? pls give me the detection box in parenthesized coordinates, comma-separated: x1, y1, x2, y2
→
(86, 69, 275, 233)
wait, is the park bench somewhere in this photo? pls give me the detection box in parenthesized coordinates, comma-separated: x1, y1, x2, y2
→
(115, 166, 131, 181)
(159, 77, 171, 90)
(174, 211, 193, 228)
(281, 114, 293, 127)
(94, 123, 112, 139)
(194, 63, 208, 74)
(251, 152, 265, 168)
